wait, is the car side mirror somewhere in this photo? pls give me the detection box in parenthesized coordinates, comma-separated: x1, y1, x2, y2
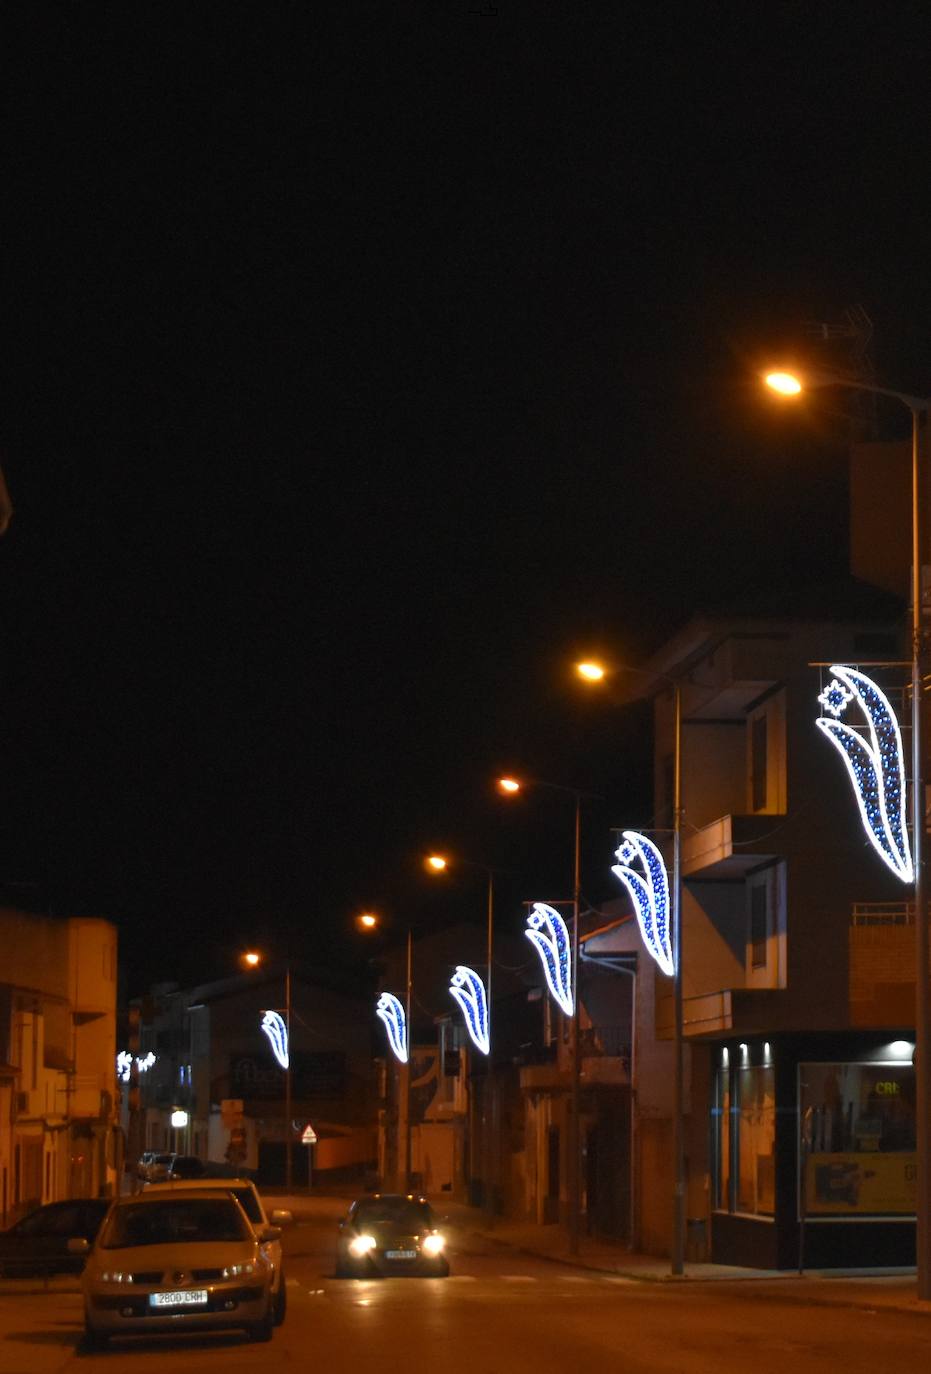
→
(258, 1225, 282, 1243)
(67, 1237, 90, 1256)
(270, 1209, 293, 1227)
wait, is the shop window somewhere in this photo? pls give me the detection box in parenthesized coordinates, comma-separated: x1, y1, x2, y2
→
(713, 1067, 732, 1210)
(799, 1062, 916, 1217)
(713, 1050, 775, 1218)
(736, 1064, 775, 1216)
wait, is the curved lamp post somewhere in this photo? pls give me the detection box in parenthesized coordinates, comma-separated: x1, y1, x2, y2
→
(575, 659, 685, 1275)
(497, 774, 592, 1256)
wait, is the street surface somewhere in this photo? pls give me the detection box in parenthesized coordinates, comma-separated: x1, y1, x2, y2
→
(2, 1196, 931, 1373)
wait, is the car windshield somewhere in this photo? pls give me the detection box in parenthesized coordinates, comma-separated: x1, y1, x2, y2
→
(352, 1199, 434, 1229)
(101, 1198, 250, 1249)
(229, 1187, 263, 1224)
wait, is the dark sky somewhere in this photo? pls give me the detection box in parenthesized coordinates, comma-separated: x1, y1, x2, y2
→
(2, 6, 931, 994)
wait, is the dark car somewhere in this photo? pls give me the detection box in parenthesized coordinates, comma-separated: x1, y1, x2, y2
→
(165, 1155, 207, 1180)
(336, 1194, 449, 1277)
(0, 1198, 111, 1277)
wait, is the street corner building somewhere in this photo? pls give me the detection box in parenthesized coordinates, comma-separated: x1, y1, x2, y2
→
(0, 908, 119, 1222)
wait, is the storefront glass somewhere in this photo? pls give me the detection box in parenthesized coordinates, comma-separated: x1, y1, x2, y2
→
(713, 1055, 774, 1218)
(737, 1064, 775, 1216)
(799, 1062, 916, 1217)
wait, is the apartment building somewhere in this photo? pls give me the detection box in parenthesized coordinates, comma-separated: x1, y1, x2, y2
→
(635, 587, 916, 1268)
(0, 908, 118, 1223)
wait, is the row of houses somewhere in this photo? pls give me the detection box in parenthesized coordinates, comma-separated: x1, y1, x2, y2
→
(108, 601, 924, 1268)
(7, 430, 909, 1270)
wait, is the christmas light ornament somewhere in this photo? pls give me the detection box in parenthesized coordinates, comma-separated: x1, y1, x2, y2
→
(376, 992, 408, 1063)
(448, 965, 490, 1054)
(525, 903, 573, 1016)
(816, 665, 912, 882)
(612, 830, 675, 976)
(260, 1009, 290, 1069)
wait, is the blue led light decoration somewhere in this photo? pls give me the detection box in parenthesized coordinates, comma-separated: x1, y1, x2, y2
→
(524, 903, 573, 1016)
(611, 830, 675, 977)
(448, 965, 490, 1055)
(816, 664, 913, 883)
(376, 992, 408, 1064)
(260, 1010, 290, 1069)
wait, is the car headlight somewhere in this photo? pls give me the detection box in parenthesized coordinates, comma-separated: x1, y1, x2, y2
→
(421, 1233, 445, 1257)
(348, 1233, 377, 1257)
(100, 1271, 134, 1284)
(221, 1262, 255, 1278)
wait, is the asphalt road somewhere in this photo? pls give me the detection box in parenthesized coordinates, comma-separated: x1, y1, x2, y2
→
(2, 1197, 931, 1373)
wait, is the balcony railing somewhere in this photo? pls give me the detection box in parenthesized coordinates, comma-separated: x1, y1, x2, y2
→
(579, 1026, 630, 1068)
(851, 902, 914, 926)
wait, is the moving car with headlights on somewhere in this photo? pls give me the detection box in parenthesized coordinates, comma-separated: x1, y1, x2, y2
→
(0, 1198, 109, 1277)
(336, 1194, 449, 1277)
(75, 1188, 279, 1350)
(144, 1176, 292, 1323)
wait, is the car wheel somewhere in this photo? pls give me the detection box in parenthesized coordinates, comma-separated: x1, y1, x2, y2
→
(273, 1274, 287, 1325)
(248, 1312, 274, 1343)
(433, 1259, 450, 1277)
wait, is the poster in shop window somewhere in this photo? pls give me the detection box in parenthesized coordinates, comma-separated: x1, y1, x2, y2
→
(806, 1152, 916, 1215)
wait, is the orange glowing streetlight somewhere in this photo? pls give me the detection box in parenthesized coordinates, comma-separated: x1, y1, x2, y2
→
(356, 911, 379, 931)
(763, 370, 804, 396)
(425, 854, 448, 872)
(496, 776, 521, 794)
(575, 660, 606, 682)
(242, 950, 262, 968)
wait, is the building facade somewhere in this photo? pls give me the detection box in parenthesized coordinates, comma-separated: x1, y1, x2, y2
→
(0, 908, 118, 1224)
(129, 965, 378, 1185)
(638, 596, 917, 1267)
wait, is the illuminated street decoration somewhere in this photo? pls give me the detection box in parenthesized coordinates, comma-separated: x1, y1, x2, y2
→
(448, 965, 490, 1055)
(816, 665, 912, 882)
(612, 830, 675, 976)
(525, 903, 573, 1016)
(376, 992, 408, 1063)
(260, 1009, 290, 1069)
(116, 1051, 156, 1083)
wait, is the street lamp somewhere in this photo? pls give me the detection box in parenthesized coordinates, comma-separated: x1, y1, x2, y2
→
(426, 851, 496, 1218)
(497, 774, 588, 1256)
(242, 951, 294, 1193)
(359, 913, 414, 1190)
(575, 660, 685, 1274)
(764, 366, 931, 1297)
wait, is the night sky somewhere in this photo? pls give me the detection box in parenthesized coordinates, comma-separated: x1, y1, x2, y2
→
(3, 7, 931, 995)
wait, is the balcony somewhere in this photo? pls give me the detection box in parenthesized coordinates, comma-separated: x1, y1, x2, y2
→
(682, 814, 778, 880)
(579, 1025, 630, 1087)
(518, 1042, 566, 1094)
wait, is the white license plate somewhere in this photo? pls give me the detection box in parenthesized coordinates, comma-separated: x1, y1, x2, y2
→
(150, 1290, 208, 1308)
(386, 1250, 417, 1260)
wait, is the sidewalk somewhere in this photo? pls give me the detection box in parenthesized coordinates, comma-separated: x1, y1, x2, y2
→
(440, 1202, 931, 1316)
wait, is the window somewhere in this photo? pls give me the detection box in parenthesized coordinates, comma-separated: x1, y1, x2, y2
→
(751, 714, 767, 811)
(713, 1066, 732, 1210)
(713, 1049, 775, 1218)
(799, 1062, 916, 1217)
(736, 1065, 775, 1215)
(749, 882, 768, 969)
